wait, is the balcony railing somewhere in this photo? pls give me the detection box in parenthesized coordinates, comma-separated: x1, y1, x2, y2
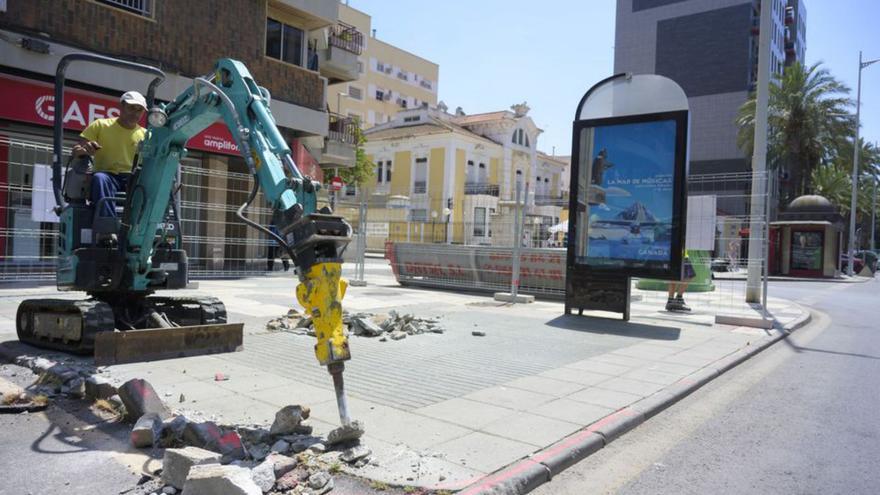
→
(413, 181, 427, 194)
(534, 193, 568, 206)
(329, 22, 364, 55)
(99, 0, 151, 16)
(327, 113, 358, 146)
(464, 182, 500, 196)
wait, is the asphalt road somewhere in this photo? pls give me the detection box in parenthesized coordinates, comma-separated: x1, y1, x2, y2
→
(533, 277, 880, 495)
(0, 365, 148, 495)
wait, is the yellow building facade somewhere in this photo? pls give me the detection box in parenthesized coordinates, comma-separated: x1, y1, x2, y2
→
(329, 4, 439, 127)
(360, 104, 567, 248)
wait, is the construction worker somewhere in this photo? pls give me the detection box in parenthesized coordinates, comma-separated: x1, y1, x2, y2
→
(73, 91, 147, 220)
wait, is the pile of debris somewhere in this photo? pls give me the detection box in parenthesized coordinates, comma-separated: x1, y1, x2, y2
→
(115, 378, 369, 494)
(267, 309, 445, 341)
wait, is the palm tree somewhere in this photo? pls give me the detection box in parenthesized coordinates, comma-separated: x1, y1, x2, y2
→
(736, 62, 853, 204)
(809, 164, 851, 213)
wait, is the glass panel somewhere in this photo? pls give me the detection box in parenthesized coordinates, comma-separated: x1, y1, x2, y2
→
(474, 207, 486, 237)
(282, 24, 304, 66)
(575, 120, 677, 271)
(791, 231, 823, 271)
(266, 18, 282, 60)
(578, 74, 688, 120)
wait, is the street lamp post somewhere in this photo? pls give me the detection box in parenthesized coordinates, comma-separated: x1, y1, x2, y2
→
(847, 51, 879, 276)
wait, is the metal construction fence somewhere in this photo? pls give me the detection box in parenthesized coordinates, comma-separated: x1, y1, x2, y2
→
(1, 132, 779, 321)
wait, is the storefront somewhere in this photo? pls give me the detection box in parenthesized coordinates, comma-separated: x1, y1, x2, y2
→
(0, 71, 314, 281)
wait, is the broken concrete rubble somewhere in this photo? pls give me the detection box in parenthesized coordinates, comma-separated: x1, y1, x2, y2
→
(118, 378, 172, 422)
(249, 458, 276, 492)
(326, 420, 365, 445)
(269, 405, 310, 435)
(181, 464, 262, 495)
(340, 444, 371, 464)
(182, 421, 246, 462)
(266, 308, 445, 340)
(162, 446, 222, 489)
(131, 412, 163, 448)
(84, 375, 116, 400)
(158, 415, 189, 448)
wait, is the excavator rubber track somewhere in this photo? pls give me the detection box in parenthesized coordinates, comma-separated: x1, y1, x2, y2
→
(16, 296, 243, 365)
(16, 298, 115, 355)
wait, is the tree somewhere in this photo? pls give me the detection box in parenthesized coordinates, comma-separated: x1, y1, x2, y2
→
(736, 62, 853, 204)
(337, 122, 374, 188)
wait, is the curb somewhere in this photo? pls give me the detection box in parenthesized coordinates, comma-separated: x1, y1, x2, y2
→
(460, 304, 814, 495)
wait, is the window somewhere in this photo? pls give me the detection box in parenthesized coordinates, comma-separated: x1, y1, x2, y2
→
(410, 209, 428, 222)
(403, 115, 421, 123)
(478, 162, 487, 182)
(397, 70, 409, 81)
(474, 207, 487, 237)
(376, 160, 392, 184)
(344, 184, 357, 197)
(511, 128, 528, 146)
(358, 61, 364, 73)
(375, 89, 385, 101)
(266, 18, 304, 67)
(98, 0, 152, 17)
(377, 61, 385, 72)
(525, 134, 530, 148)
(467, 160, 476, 183)
(413, 157, 427, 193)
(348, 86, 363, 100)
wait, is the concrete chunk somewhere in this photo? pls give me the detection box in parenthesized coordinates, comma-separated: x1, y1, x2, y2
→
(162, 446, 222, 489)
(264, 453, 298, 478)
(181, 464, 261, 495)
(118, 378, 171, 422)
(84, 375, 117, 400)
(250, 458, 276, 492)
(131, 412, 162, 448)
(269, 405, 310, 435)
(182, 422, 246, 462)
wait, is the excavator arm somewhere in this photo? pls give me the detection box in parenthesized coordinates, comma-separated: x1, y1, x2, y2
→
(125, 59, 356, 430)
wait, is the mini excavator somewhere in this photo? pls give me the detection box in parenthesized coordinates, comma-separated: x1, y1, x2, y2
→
(16, 53, 359, 433)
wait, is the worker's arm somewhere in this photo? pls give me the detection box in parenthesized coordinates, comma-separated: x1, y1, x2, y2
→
(74, 121, 102, 157)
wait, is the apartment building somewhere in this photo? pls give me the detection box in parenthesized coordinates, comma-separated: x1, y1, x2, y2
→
(615, 0, 807, 213)
(359, 103, 566, 248)
(329, 3, 440, 128)
(0, 0, 362, 280)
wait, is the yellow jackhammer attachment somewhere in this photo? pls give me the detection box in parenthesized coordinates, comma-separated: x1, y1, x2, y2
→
(296, 261, 363, 442)
(288, 211, 363, 443)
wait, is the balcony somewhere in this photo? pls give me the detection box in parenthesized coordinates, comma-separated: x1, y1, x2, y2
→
(464, 182, 500, 197)
(534, 193, 568, 206)
(98, 0, 152, 16)
(784, 41, 795, 55)
(317, 22, 363, 84)
(319, 113, 357, 168)
(784, 6, 794, 25)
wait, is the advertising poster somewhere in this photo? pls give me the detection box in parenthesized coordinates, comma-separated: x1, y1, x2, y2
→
(575, 119, 678, 272)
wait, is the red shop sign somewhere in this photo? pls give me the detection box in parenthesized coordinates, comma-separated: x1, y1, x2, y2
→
(0, 73, 240, 156)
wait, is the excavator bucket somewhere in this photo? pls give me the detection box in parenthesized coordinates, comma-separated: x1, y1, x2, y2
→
(93, 322, 243, 366)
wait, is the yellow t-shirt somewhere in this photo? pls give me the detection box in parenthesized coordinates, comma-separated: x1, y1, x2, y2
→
(79, 118, 146, 174)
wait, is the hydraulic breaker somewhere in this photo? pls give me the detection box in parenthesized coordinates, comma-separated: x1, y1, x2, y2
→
(296, 261, 356, 430)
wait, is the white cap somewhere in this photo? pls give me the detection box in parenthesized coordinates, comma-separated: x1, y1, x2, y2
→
(120, 91, 147, 110)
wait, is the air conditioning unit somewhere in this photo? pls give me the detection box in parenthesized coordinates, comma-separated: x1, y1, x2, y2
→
(383, 92, 392, 101)
(384, 67, 392, 74)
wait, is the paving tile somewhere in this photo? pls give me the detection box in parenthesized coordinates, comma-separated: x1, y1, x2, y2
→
(563, 359, 633, 376)
(536, 367, 615, 386)
(462, 385, 556, 411)
(567, 387, 643, 410)
(531, 398, 614, 426)
(433, 431, 538, 473)
(611, 344, 682, 360)
(309, 398, 471, 450)
(186, 396, 280, 425)
(641, 362, 701, 376)
(244, 381, 336, 408)
(503, 376, 585, 397)
(350, 435, 486, 490)
(622, 368, 684, 386)
(414, 398, 516, 430)
(153, 379, 234, 405)
(212, 369, 293, 394)
(591, 353, 656, 368)
(593, 377, 666, 397)
(482, 411, 581, 448)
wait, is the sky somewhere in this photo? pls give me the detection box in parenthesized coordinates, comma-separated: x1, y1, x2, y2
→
(348, 0, 880, 158)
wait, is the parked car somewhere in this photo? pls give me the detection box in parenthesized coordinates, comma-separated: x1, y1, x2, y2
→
(839, 255, 865, 274)
(855, 250, 878, 273)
